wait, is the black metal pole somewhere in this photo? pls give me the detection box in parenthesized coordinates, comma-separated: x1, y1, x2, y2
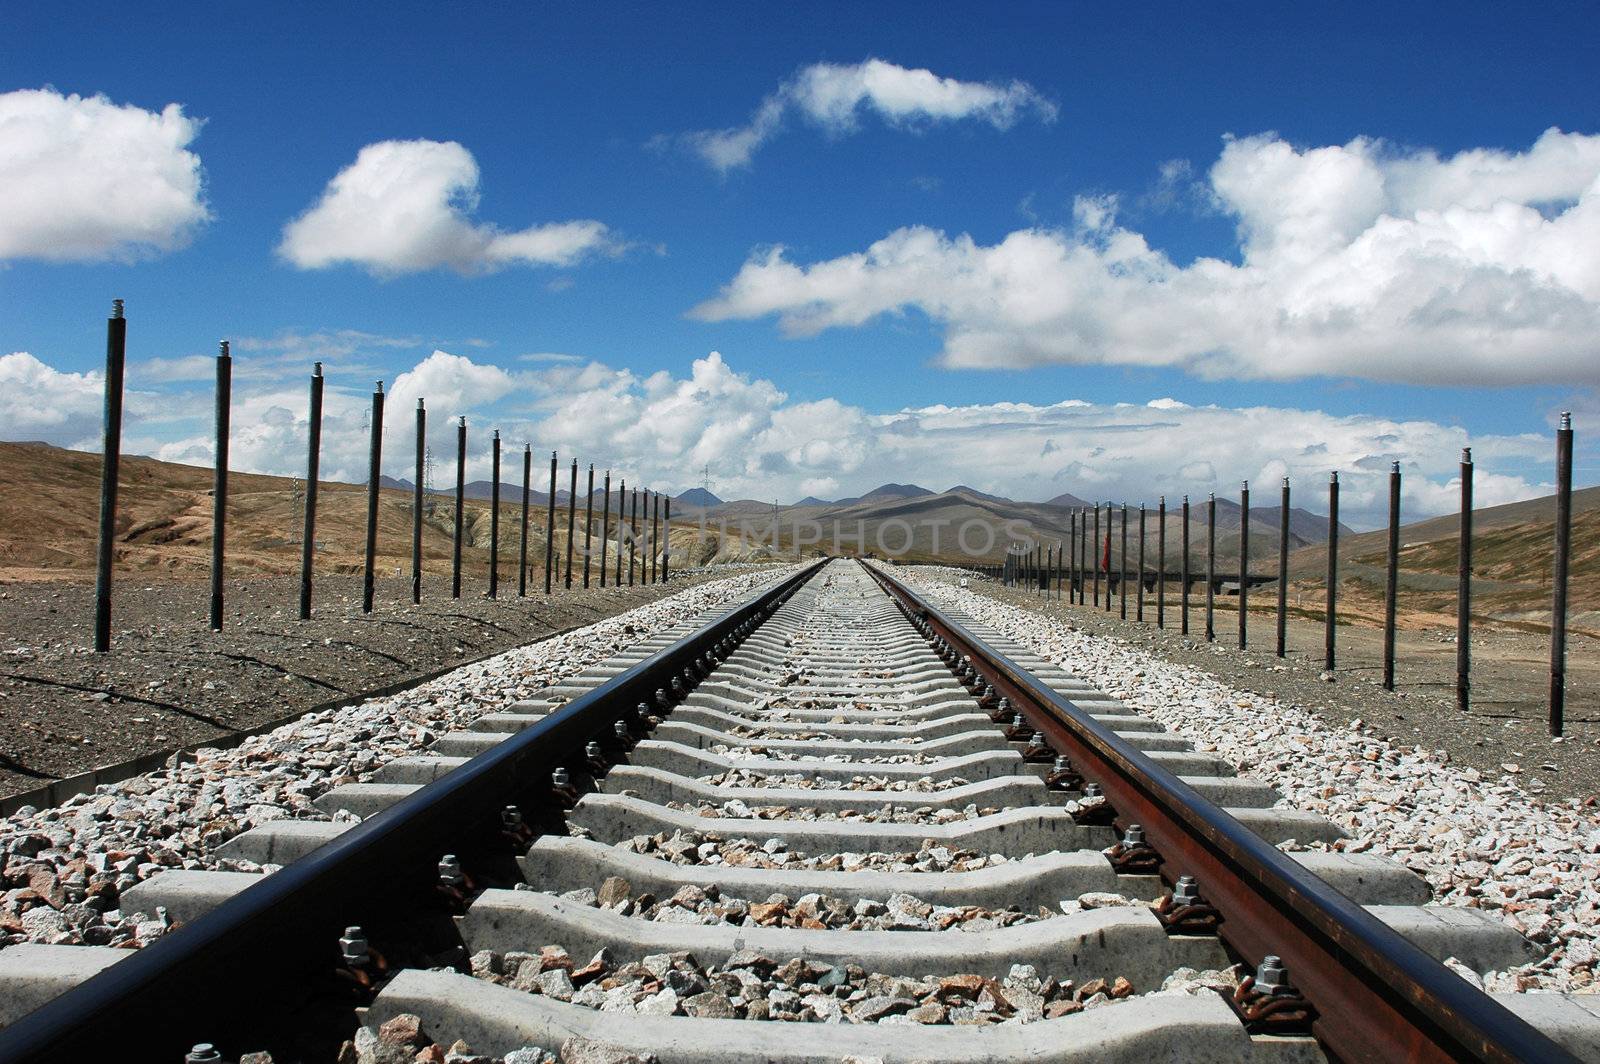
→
(1239, 480, 1250, 649)
(583, 464, 595, 588)
(1181, 495, 1190, 635)
(629, 488, 638, 586)
(1137, 504, 1146, 622)
(361, 382, 384, 613)
(519, 445, 530, 597)
(1157, 497, 1166, 628)
(208, 341, 231, 632)
(1551, 413, 1574, 736)
(1325, 472, 1339, 673)
(1080, 508, 1088, 604)
(545, 452, 557, 595)
(1068, 510, 1077, 603)
(297, 363, 323, 621)
(488, 431, 501, 599)
(1205, 493, 1216, 641)
(93, 300, 127, 652)
(1277, 477, 1289, 658)
(615, 479, 625, 586)
(1093, 504, 1101, 606)
(412, 399, 424, 604)
(600, 471, 611, 588)
(452, 418, 466, 600)
(1119, 503, 1128, 619)
(1383, 462, 1401, 690)
(565, 459, 577, 590)
(651, 491, 660, 583)
(1457, 449, 1473, 712)
(663, 497, 672, 582)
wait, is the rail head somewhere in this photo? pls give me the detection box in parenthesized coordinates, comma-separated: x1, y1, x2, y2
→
(861, 559, 1577, 1064)
(0, 560, 828, 1061)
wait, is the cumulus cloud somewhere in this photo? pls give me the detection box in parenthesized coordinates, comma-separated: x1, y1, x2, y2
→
(684, 58, 1056, 171)
(1, 348, 1553, 528)
(278, 139, 619, 275)
(0, 88, 209, 262)
(693, 128, 1600, 386)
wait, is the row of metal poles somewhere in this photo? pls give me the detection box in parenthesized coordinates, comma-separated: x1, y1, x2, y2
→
(90, 303, 674, 654)
(987, 439, 1578, 737)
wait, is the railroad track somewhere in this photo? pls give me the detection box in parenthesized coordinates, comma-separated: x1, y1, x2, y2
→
(0, 558, 1595, 1062)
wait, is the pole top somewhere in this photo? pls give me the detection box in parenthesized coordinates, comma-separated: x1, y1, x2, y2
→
(417, 397, 424, 409)
(1184, 494, 1189, 502)
(313, 361, 322, 376)
(218, 340, 229, 357)
(111, 299, 124, 319)
(1391, 460, 1400, 473)
(493, 429, 500, 440)
(1282, 476, 1289, 486)
(1209, 492, 1215, 501)
(1159, 495, 1165, 504)
(1242, 479, 1248, 490)
(458, 415, 466, 426)
(1462, 447, 1472, 463)
(1331, 470, 1339, 483)
(376, 380, 384, 394)
(1561, 411, 1573, 430)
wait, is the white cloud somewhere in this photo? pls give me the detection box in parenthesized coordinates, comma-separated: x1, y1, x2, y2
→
(0, 88, 209, 262)
(278, 139, 619, 275)
(1, 349, 1555, 528)
(693, 128, 1600, 386)
(685, 58, 1056, 171)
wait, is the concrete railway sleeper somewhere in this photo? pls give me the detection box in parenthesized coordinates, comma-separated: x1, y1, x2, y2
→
(0, 559, 1595, 1062)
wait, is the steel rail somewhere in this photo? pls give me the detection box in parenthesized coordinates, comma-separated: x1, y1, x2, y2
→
(862, 560, 1576, 1064)
(0, 561, 827, 1061)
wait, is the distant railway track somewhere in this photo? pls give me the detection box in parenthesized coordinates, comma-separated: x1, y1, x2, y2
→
(0, 559, 1589, 1062)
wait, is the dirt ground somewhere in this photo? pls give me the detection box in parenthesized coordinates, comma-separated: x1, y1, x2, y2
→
(960, 577, 1600, 805)
(0, 566, 725, 802)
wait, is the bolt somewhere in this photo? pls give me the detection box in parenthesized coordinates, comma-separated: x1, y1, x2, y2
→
(655, 687, 671, 708)
(636, 702, 651, 720)
(1084, 782, 1103, 798)
(112, 298, 124, 319)
(439, 854, 464, 888)
(585, 741, 603, 759)
(552, 767, 570, 788)
(1012, 712, 1025, 728)
(1052, 754, 1068, 772)
(1026, 733, 1047, 751)
(614, 720, 630, 739)
(501, 805, 523, 829)
(1172, 874, 1202, 906)
(1254, 955, 1294, 995)
(340, 925, 369, 967)
(186, 1046, 222, 1063)
(996, 697, 1010, 715)
(1121, 824, 1146, 846)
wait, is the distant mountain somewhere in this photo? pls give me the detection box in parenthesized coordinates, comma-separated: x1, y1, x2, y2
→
(675, 487, 723, 508)
(830, 483, 935, 508)
(1043, 491, 1093, 509)
(793, 496, 833, 507)
(947, 485, 1014, 504)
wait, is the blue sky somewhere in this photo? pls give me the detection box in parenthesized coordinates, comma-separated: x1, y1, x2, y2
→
(2, 2, 1597, 525)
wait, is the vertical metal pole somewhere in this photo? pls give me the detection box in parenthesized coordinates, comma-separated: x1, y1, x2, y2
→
(519, 446, 531, 597)
(600, 472, 612, 588)
(544, 452, 557, 595)
(1157, 497, 1166, 629)
(1376, 460, 1401, 694)
(1181, 496, 1191, 635)
(583, 464, 595, 588)
(1551, 414, 1574, 736)
(1068, 511, 1077, 603)
(629, 489, 638, 585)
(208, 341, 231, 632)
(565, 459, 577, 590)
(488, 431, 501, 599)
(452, 418, 466, 599)
(663, 497, 672, 582)
(298, 363, 323, 621)
(1119, 504, 1128, 619)
(651, 491, 660, 583)
(1325, 472, 1340, 673)
(361, 382, 384, 614)
(1093, 504, 1101, 607)
(1277, 478, 1290, 658)
(614, 479, 625, 586)
(1205, 494, 1216, 641)
(93, 301, 127, 651)
(1080, 509, 1088, 604)
(1457, 449, 1473, 712)
(412, 399, 424, 604)
(1239, 480, 1250, 649)
(1137, 504, 1146, 622)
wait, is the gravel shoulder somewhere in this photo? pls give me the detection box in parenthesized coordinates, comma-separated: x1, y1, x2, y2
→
(0, 567, 762, 803)
(902, 566, 1600, 993)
